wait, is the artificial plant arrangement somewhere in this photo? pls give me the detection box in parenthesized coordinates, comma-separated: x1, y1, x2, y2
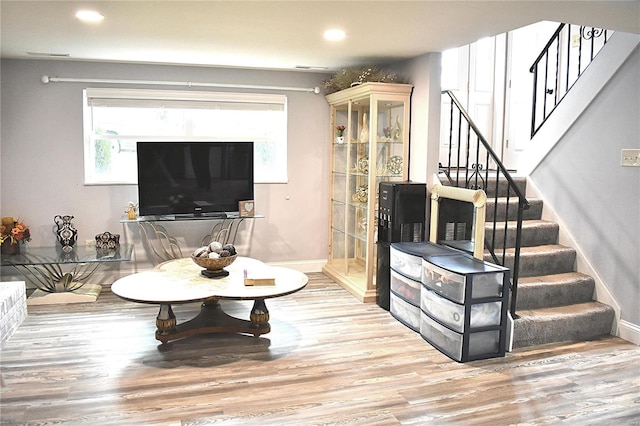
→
(0, 217, 31, 245)
(323, 66, 409, 94)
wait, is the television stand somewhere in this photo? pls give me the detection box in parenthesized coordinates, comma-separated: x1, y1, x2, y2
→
(121, 215, 264, 265)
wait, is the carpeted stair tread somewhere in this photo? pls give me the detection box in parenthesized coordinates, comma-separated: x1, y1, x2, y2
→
(482, 177, 527, 197)
(485, 244, 576, 277)
(513, 302, 615, 348)
(485, 198, 544, 221)
(440, 174, 527, 198)
(516, 272, 595, 309)
(485, 219, 559, 248)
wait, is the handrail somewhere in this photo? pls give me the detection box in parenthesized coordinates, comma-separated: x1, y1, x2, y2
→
(530, 23, 611, 137)
(440, 90, 529, 317)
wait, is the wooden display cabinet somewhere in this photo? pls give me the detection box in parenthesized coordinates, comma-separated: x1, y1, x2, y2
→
(323, 82, 412, 302)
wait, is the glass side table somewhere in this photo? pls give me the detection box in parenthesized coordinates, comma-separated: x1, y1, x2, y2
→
(1, 244, 133, 305)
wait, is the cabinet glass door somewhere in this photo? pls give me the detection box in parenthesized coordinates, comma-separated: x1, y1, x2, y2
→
(330, 104, 349, 262)
(347, 103, 370, 278)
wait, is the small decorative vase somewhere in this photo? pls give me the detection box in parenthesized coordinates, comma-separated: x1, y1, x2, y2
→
(335, 136, 345, 144)
(95, 231, 121, 259)
(1, 240, 20, 255)
(54, 214, 78, 252)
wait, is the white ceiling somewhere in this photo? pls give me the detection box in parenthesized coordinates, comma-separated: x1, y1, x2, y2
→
(1, 1, 639, 71)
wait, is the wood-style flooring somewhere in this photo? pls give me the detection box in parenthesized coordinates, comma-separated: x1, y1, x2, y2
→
(1, 273, 639, 425)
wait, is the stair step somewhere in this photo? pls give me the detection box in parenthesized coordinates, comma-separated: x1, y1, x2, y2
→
(516, 272, 595, 309)
(440, 173, 526, 198)
(482, 176, 527, 198)
(513, 302, 615, 348)
(485, 244, 576, 277)
(485, 198, 543, 221)
(485, 220, 558, 248)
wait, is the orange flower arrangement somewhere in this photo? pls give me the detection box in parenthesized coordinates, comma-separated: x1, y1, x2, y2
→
(0, 217, 31, 245)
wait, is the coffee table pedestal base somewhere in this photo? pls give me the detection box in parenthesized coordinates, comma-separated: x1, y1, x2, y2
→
(155, 299, 270, 343)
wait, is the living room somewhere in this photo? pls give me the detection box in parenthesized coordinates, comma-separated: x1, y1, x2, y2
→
(1, 1, 639, 424)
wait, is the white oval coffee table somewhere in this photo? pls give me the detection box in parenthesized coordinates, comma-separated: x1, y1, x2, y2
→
(111, 257, 308, 343)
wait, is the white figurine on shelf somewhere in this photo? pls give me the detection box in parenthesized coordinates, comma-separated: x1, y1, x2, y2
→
(392, 115, 402, 141)
(359, 113, 369, 142)
(125, 201, 138, 220)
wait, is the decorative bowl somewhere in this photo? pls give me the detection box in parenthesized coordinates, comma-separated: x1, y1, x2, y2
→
(191, 254, 237, 271)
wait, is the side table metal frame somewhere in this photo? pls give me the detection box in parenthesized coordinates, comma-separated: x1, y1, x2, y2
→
(124, 216, 262, 265)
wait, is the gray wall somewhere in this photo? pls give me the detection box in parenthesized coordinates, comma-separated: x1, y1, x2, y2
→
(531, 45, 640, 325)
(0, 59, 331, 276)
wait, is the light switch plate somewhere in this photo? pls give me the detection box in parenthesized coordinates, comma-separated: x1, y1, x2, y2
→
(621, 149, 640, 167)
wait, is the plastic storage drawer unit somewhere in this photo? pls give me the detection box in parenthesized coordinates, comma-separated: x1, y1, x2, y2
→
(420, 311, 502, 362)
(420, 286, 502, 333)
(422, 255, 505, 304)
(390, 292, 420, 331)
(390, 269, 421, 306)
(390, 242, 458, 281)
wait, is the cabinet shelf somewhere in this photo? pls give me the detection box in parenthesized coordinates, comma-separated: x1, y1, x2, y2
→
(331, 199, 368, 209)
(323, 82, 413, 302)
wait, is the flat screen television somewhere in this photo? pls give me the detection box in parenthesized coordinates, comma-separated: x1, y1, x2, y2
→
(136, 141, 254, 217)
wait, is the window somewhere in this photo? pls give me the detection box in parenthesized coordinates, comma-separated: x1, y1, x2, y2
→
(83, 88, 287, 185)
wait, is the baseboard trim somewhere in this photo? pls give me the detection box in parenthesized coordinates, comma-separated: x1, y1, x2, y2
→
(618, 320, 640, 346)
(265, 259, 326, 273)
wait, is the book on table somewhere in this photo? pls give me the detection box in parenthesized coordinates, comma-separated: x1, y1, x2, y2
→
(243, 267, 275, 286)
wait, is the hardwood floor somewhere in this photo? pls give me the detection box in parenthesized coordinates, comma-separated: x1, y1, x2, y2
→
(1, 273, 639, 425)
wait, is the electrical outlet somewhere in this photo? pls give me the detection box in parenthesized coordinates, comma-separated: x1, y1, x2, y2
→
(85, 239, 95, 248)
(621, 149, 640, 167)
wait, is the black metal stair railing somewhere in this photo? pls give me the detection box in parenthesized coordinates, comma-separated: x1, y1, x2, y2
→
(440, 90, 529, 317)
(530, 23, 611, 137)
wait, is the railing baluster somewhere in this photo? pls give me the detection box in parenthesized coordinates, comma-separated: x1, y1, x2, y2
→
(566, 25, 571, 95)
(578, 27, 583, 76)
(554, 35, 560, 107)
(457, 111, 463, 186)
(531, 63, 538, 137)
(448, 98, 454, 175)
(543, 51, 549, 119)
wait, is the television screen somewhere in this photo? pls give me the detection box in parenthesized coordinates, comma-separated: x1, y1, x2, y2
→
(136, 141, 254, 217)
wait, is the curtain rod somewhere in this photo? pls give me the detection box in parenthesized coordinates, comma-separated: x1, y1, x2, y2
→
(41, 75, 321, 94)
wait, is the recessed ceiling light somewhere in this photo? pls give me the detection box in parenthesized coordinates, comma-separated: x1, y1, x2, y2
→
(75, 10, 104, 23)
(324, 29, 346, 42)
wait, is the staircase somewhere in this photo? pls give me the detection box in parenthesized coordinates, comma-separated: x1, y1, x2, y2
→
(438, 22, 620, 349)
(482, 176, 615, 348)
